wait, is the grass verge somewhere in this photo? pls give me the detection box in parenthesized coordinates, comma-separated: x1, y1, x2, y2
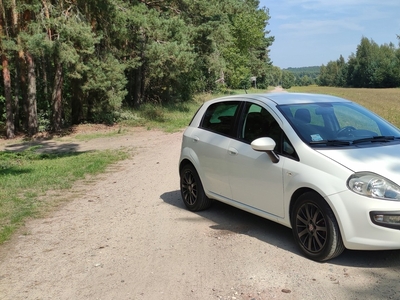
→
(119, 95, 213, 132)
(0, 147, 129, 244)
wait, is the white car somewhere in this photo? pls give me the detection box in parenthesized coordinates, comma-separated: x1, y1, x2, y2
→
(179, 93, 400, 261)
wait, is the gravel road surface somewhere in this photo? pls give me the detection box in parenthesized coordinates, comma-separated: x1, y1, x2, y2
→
(0, 125, 400, 300)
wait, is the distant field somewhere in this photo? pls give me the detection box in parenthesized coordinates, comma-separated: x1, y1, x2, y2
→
(288, 86, 400, 128)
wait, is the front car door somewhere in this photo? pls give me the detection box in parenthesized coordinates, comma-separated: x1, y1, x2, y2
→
(227, 101, 296, 218)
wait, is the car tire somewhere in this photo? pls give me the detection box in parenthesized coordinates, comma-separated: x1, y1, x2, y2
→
(180, 164, 212, 211)
(291, 192, 345, 261)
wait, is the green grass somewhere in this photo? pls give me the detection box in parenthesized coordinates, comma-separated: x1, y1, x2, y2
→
(0, 147, 128, 243)
(119, 95, 213, 132)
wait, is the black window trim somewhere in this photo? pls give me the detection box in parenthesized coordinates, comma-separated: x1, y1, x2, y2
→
(198, 99, 300, 161)
(239, 101, 299, 161)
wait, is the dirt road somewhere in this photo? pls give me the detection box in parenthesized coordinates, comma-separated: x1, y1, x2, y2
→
(1, 126, 400, 299)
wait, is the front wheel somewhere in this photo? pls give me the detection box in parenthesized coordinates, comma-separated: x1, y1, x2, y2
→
(180, 164, 212, 211)
(291, 192, 345, 261)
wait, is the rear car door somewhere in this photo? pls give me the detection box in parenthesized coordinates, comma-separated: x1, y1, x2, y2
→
(194, 100, 242, 199)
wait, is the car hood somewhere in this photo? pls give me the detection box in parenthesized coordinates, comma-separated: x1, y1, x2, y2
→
(317, 144, 400, 182)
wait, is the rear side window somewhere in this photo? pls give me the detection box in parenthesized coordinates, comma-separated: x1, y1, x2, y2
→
(200, 101, 240, 137)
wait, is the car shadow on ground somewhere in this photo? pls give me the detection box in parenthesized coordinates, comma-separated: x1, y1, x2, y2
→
(160, 190, 400, 268)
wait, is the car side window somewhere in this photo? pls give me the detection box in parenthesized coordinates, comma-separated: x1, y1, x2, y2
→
(241, 103, 298, 160)
(241, 103, 280, 144)
(200, 101, 240, 137)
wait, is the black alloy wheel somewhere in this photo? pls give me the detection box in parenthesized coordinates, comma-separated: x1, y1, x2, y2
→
(180, 164, 212, 211)
(291, 192, 345, 261)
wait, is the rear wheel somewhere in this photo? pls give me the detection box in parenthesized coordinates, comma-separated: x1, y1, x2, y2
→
(291, 192, 345, 261)
(180, 164, 212, 211)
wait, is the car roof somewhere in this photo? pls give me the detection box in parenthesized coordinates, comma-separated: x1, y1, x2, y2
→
(209, 92, 352, 106)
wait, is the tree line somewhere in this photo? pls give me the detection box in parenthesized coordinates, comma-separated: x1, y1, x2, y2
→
(283, 66, 320, 87)
(319, 36, 400, 88)
(0, 0, 274, 138)
(282, 36, 400, 89)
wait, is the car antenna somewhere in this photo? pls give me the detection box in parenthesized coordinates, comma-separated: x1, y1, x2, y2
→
(244, 85, 247, 94)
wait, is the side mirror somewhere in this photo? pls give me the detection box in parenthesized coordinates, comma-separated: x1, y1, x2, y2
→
(251, 137, 280, 163)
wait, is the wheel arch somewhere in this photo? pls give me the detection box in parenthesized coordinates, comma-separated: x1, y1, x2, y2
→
(179, 145, 201, 174)
(289, 186, 349, 249)
(289, 187, 331, 227)
(179, 158, 195, 174)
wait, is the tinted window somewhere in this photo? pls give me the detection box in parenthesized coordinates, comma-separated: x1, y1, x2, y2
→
(240, 103, 279, 143)
(240, 103, 298, 159)
(200, 101, 240, 137)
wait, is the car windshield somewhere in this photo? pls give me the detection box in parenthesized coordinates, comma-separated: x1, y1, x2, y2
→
(278, 102, 400, 146)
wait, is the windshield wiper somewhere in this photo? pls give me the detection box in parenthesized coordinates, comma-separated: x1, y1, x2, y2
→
(352, 136, 398, 144)
(309, 140, 351, 146)
(311, 136, 400, 146)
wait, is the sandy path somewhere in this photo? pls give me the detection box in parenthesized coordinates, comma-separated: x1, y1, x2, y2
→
(1, 100, 400, 299)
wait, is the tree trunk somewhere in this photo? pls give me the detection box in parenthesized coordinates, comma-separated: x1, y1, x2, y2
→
(41, 58, 50, 107)
(71, 78, 84, 124)
(11, 0, 20, 132)
(19, 51, 29, 131)
(2, 54, 15, 139)
(125, 69, 134, 107)
(26, 51, 38, 136)
(13, 61, 20, 132)
(133, 67, 142, 108)
(52, 61, 63, 132)
(41, 0, 52, 39)
(87, 94, 94, 122)
(0, 0, 14, 138)
(40, 0, 51, 106)
(133, 41, 145, 108)
(140, 63, 146, 103)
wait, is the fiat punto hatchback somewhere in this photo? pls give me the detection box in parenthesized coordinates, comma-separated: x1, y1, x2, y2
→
(179, 93, 400, 261)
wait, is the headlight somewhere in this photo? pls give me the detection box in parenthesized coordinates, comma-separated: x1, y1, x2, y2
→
(347, 172, 400, 201)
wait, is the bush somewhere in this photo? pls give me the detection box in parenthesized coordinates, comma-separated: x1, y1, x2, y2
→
(139, 104, 165, 122)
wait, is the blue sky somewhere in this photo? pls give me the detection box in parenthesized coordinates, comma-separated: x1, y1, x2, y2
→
(258, 0, 400, 68)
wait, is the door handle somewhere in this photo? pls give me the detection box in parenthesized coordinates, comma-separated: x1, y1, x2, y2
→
(193, 136, 199, 142)
(228, 147, 238, 155)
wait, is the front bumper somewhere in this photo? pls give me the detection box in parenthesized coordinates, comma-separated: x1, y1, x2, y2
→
(328, 190, 400, 250)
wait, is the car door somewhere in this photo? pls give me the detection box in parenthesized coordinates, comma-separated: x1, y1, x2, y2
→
(227, 102, 286, 218)
(194, 100, 242, 199)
